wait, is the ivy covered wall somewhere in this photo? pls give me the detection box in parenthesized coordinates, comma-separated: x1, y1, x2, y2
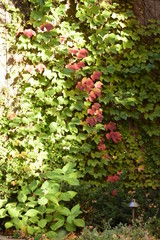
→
(0, 0, 160, 236)
(0, 0, 160, 192)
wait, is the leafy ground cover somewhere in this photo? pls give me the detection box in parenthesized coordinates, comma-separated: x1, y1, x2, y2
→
(0, 0, 160, 239)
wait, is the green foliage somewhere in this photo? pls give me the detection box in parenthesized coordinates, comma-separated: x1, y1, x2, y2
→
(71, 182, 160, 233)
(78, 222, 152, 240)
(0, 163, 84, 237)
(0, 0, 160, 236)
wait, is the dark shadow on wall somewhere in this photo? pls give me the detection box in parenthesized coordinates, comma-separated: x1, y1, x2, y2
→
(10, 0, 31, 21)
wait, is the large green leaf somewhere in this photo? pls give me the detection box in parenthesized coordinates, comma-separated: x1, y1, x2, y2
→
(50, 219, 64, 231)
(46, 231, 57, 239)
(18, 191, 27, 203)
(73, 218, 85, 227)
(29, 180, 39, 192)
(5, 222, 13, 229)
(45, 194, 59, 206)
(38, 197, 48, 206)
(25, 209, 39, 217)
(71, 204, 82, 217)
(0, 208, 6, 218)
(8, 208, 20, 218)
(38, 219, 48, 228)
(60, 191, 77, 201)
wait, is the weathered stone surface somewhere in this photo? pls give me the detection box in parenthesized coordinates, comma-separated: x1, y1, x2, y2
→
(133, 0, 160, 24)
(0, 1, 7, 91)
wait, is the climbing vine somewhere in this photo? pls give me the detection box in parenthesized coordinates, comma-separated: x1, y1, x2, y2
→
(0, 0, 160, 236)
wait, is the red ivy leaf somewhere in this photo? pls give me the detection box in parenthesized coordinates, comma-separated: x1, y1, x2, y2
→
(82, 78, 94, 92)
(8, 113, 15, 120)
(76, 82, 84, 90)
(93, 102, 101, 110)
(106, 133, 111, 140)
(77, 61, 85, 68)
(86, 117, 97, 126)
(93, 88, 101, 97)
(87, 108, 95, 115)
(110, 131, 122, 143)
(112, 190, 118, 196)
(102, 155, 110, 159)
(91, 71, 102, 81)
(23, 29, 36, 38)
(88, 91, 97, 102)
(97, 143, 106, 151)
(40, 22, 54, 32)
(107, 174, 120, 183)
(60, 36, 66, 44)
(95, 81, 103, 89)
(68, 47, 79, 55)
(36, 63, 45, 73)
(104, 122, 117, 131)
(77, 48, 88, 58)
(14, 54, 23, 63)
(25, 64, 34, 73)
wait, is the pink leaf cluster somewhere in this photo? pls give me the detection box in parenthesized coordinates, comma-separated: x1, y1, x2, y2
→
(66, 47, 88, 71)
(14, 54, 23, 63)
(104, 122, 117, 131)
(25, 63, 45, 74)
(68, 47, 79, 55)
(60, 36, 66, 44)
(23, 29, 36, 38)
(97, 137, 106, 151)
(106, 131, 122, 143)
(36, 63, 45, 73)
(106, 174, 120, 183)
(25, 64, 34, 73)
(77, 48, 88, 58)
(91, 71, 102, 81)
(86, 103, 104, 126)
(76, 71, 102, 102)
(105, 121, 122, 143)
(76, 71, 103, 127)
(66, 61, 85, 71)
(68, 47, 88, 59)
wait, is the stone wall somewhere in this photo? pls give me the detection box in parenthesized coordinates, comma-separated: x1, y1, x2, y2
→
(133, 0, 160, 24)
(0, 1, 7, 92)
